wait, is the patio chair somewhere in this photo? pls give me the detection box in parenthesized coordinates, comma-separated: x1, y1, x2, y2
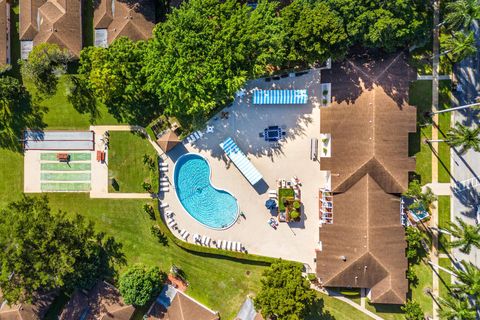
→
(196, 131, 203, 138)
(216, 240, 223, 249)
(160, 182, 170, 187)
(193, 132, 200, 139)
(165, 211, 174, 218)
(193, 234, 201, 243)
(160, 187, 169, 192)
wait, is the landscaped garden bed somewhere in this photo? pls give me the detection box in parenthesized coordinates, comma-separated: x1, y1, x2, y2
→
(278, 187, 301, 222)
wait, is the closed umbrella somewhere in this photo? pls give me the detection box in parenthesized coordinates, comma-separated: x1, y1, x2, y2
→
(265, 199, 276, 209)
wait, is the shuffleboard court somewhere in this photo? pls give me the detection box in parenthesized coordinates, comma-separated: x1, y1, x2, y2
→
(41, 172, 91, 181)
(41, 183, 91, 192)
(41, 163, 91, 171)
(41, 153, 92, 161)
(24, 130, 95, 150)
(24, 131, 93, 140)
(25, 140, 94, 150)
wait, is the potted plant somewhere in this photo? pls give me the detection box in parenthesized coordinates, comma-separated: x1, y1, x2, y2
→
(293, 201, 301, 209)
(322, 89, 328, 96)
(322, 137, 329, 145)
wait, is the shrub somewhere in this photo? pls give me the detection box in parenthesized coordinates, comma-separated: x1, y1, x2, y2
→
(322, 99, 328, 105)
(293, 201, 301, 209)
(401, 300, 424, 320)
(307, 273, 317, 282)
(119, 264, 167, 306)
(142, 182, 152, 192)
(406, 227, 426, 264)
(323, 89, 328, 95)
(290, 210, 300, 220)
(143, 204, 156, 220)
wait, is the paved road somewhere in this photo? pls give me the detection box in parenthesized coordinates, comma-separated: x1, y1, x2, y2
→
(451, 20, 480, 266)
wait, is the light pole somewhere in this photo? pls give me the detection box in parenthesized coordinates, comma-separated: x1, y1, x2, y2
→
(426, 101, 480, 117)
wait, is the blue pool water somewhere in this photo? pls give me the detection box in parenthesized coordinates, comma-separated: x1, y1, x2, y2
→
(174, 153, 239, 229)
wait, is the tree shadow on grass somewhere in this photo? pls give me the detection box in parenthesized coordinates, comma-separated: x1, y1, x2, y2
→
(305, 297, 335, 320)
(0, 89, 46, 152)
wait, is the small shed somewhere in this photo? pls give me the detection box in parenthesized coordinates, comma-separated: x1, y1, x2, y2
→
(156, 130, 181, 153)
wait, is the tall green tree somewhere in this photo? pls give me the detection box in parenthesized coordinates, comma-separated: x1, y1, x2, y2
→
(405, 226, 426, 264)
(280, 0, 348, 66)
(79, 37, 158, 124)
(20, 43, 71, 96)
(438, 294, 476, 320)
(0, 196, 124, 303)
(449, 260, 480, 298)
(118, 264, 166, 306)
(445, 217, 480, 254)
(254, 260, 316, 320)
(325, 0, 430, 51)
(444, 0, 480, 31)
(144, 0, 283, 127)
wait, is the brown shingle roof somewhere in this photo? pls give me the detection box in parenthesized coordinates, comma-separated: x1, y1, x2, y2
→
(317, 74, 415, 304)
(156, 130, 180, 153)
(0, 0, 9, 66)
(0, 292, 55, 320)
(59, 281, 135, 320)
(93, 0, 155, 45)
(146, 287, 219, 320)
(19, 0, 82, 57)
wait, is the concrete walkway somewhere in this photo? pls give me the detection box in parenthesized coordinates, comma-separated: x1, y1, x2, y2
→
(431, 1, 441, 318)
(423, 183, 451, 196)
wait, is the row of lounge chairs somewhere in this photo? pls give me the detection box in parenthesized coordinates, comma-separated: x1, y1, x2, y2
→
(160, 202, 246, 252)
(159, 163, 169, 193)
(183, 131, 204, 145)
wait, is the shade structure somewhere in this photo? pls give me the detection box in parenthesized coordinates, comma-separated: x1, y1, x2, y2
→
(252, 89, 308, 105)
(265, 199, 276, 209)
(157, 130, 181, 152)
(220, 137, 263, 185)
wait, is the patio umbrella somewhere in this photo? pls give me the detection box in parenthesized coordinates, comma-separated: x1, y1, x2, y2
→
(157, 130, 181, 153)
(265, 199, 276, 209)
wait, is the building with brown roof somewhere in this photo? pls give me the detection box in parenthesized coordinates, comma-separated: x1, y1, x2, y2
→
(59, 281, 135, 320)
(146, 285, 219, 320)
(93, 0, 155, 47)
(316, 64, 416, 304)
(19, 0, 82, 59)
(0, 0, 10, 67)
(0, 292, 55, 320)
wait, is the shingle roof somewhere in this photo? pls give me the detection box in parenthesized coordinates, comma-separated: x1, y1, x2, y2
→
(0, 0, 9, 66)
(0, 292, 55, 320)
(93, 0, 155, 45)
(59, 281, 135, 320)
(19, 0, 82, 57)
(317, 72, 416, 304)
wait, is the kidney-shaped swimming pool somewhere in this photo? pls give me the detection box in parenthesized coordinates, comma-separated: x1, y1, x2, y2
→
(173, 153, 239, 229)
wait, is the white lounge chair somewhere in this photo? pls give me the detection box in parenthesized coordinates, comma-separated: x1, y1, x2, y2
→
(235, 242, 241, 252)
(160, 187, 169, 192)
(160, 177, 169, 182)
(186, 136, 193, 143)
(193, 234, 201, 243)
(227, 241, 232, 251)
(160, 202, 169, 209)
(160, 182, 170, 187)
(182, 231, 189, 240)
(216, 240, 223, 249)
(159, 163, 168, 167)
(193, 132, 200, 139)
(160, 167, 168, 172)
(165, 211, 174, 218)
(196, 131, 203, 138)
(268, 190, 277, 195)
(221, 241, 227, 250)
(189, 134, 197, 143)
(205, 237, 211, 246)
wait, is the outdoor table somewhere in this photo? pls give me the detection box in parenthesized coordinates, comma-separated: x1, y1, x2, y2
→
(264, 126, 282, 142)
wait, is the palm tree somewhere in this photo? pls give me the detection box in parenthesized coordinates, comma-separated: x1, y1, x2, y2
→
(426, 122, 480, 155)
(449, 260, 480, 297)
(440, 30, 477, 62)
(403, 179, 437, 211)
(445, 217, 480, 254)
(446, 122, 480, 154)
(438, 294, 477, 320)
(444, 0, 480, 31)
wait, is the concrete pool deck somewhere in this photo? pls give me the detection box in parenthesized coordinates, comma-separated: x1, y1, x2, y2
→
(160, 69, 327, 268)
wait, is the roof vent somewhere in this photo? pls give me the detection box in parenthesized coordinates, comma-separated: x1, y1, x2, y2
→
(340, 255, 347, 261)
(364, 265, 368, 271)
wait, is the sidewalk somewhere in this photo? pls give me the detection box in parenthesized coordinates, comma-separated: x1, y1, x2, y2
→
(423, 183, 451, 196)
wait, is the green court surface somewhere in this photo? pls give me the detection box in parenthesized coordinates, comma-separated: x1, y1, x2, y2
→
(41, 183, 91, 192)
(41, 163, 91, 171)
(41, 172, 91, 181)
(41, 153, 91, 161)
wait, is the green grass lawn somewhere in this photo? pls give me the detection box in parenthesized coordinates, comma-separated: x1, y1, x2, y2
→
(43, 194, 265, 319)
(306, 293, 373, 320)
(365, 301, 403, 320)
(438, 83, 452, 183)
(438, 258, 452, 300)
(409, 80, 433, 184)
(410, 260, 433, 317)
(24, 77, 120, 129)
(108, 131, 159, 193)
(438, 196, 451, 254)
